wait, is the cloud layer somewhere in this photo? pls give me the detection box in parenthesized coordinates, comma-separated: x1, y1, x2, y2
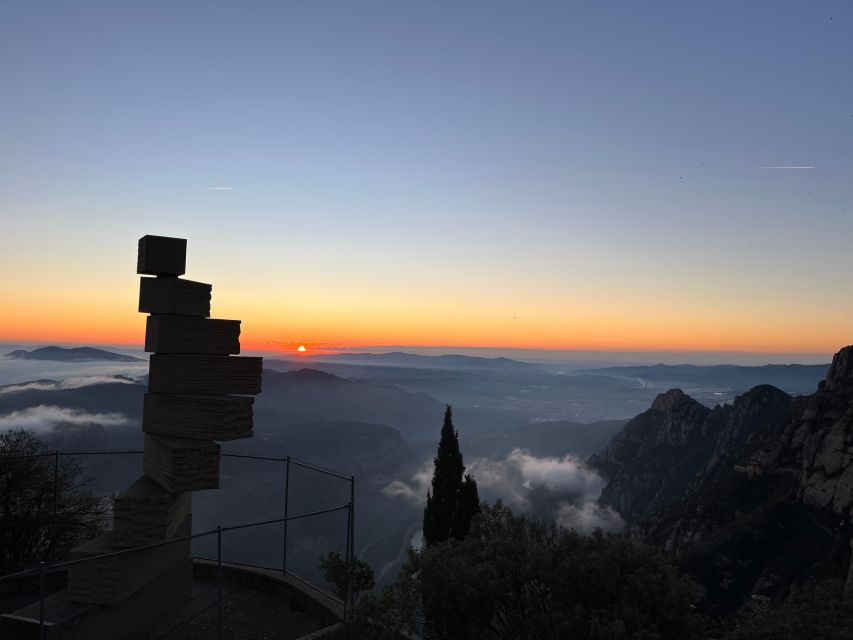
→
(383, 448, 624, 534)
(0, 405, 129, 433)
(0, 376, 137, 394)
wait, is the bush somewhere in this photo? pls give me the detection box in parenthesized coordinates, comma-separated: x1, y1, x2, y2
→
(350, 502, 701, 640)
(725, 579, 853, 640)
(320, 550, 376, 605)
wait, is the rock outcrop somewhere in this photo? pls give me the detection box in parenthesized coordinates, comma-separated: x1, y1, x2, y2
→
(592, 347, 853, 607)
(590, 388, 712, 522)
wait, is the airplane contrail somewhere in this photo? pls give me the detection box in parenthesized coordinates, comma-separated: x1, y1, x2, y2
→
(756, 166, 815, 170)
(209, 186, 233, 190)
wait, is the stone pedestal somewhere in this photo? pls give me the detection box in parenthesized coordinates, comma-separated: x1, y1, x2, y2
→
(112, 475, 191, 548)
(67, 515, 192, 605)
(143, 434, 221, 492)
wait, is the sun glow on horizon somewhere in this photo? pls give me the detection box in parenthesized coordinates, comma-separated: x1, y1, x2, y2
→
(297, 345, 307, 353)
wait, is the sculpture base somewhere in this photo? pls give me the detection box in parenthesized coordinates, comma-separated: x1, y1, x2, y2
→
(0, 557, 192, 640)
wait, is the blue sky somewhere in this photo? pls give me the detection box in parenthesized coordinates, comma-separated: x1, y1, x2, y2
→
(1, 1, 851, 358)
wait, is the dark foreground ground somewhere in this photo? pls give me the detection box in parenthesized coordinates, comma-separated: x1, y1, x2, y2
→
(129, 563, 340, 640)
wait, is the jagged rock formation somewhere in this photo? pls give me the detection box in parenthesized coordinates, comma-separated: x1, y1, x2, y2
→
(590, 389, 713, 521)
(591, 348, 853, 607)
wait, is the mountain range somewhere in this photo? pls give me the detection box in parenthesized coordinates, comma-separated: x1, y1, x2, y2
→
(583, 363, 829, 395)
(589, 346, 853, 609)
(255, 368, 445, 438)
(4, 346, 144, 363)
(295, 351, 535, 370)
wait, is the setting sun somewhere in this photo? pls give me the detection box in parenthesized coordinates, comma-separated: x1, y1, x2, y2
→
(297, 345, 307, 353)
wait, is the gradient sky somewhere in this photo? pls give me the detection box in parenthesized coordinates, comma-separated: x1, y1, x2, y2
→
(1, 1, 851, 357)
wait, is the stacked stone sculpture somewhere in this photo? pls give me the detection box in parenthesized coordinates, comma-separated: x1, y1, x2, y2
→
(65, 235, 262, 611)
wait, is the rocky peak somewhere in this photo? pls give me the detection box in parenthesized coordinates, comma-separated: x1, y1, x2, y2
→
(592, 388, 713, 522)
(651, 388, 688, 412)
(823, 346, 853, 392)
(794, 346, 853, 515)
(649, 389, 710, 447)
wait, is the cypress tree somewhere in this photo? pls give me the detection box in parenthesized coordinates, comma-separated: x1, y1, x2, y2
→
(451, 474, 480, 540)
(423, 405, 479, 546)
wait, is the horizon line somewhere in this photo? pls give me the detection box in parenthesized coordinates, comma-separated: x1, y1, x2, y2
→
(0, 339, 837, 358)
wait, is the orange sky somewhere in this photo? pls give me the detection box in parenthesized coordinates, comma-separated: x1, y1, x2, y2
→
(0, 270, 847, 356)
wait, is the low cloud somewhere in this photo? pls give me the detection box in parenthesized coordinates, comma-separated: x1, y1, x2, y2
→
(464, 449, 607, 513)
(556, 502, 624, 534)
(382, 461, 432, 502)
(382, 479, 423, 502)
(0, 376, 137, 394)
(0, 405, 129, 433)
(382, 448, 623, 533)
(502, 449, 604, 499)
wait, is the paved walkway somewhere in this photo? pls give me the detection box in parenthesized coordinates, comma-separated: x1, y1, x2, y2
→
(128, 561, 341, 640)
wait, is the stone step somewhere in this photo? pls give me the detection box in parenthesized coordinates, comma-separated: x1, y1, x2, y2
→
(143, 434, 220, 493)
(145, 314, 241, 354)
(148, 354, 262, 395)
(112, 475, 191, 548)
(1, 557, 193, 640)
(143, 393, 253, 441)
(66, 515, 191, 605)
(139, 277, 211, 317)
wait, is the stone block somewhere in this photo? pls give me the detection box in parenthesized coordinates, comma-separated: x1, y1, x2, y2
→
(143, 393, 253, 441)
(139, 277, 211, 317)
(137, 235, 187, 276)
(148, 354, 262, 395)
(143, 434, 220, 492)
(66, 514, 191, 605)
(145, 314, 241, 354)
(112, 475, 192, 548)
(1, 557, 193, 639)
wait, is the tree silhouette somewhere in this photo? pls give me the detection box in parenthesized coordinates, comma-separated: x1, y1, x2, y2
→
(423, 406, 479, 546)
(452, 474, 480, 540)
(0, 429, 109, 573)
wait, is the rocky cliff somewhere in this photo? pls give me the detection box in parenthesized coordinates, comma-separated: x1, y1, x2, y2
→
(592, 346, 853, 607)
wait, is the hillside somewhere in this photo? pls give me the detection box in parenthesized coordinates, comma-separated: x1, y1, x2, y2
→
(4, 346, 144, 363)
(227, 420, 410, 474)
(257, 368, 445, 438)
(590, 346, 853, 608)
(0, 378, 145, 417)
(583, 363, 828, 395)
(304, 351, 535, 371)
(468, 419, 626, 459)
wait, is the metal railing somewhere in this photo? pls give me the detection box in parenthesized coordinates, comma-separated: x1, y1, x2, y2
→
(0, 449, 356, 638)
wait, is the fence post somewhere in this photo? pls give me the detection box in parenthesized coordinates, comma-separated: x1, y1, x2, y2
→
(51, 451, 59, 559)
(350, 475, 355, 610)
(217, 526, 223, 640)
(344, 502, 353, 623)
(39, 561, 46, 640)
(283, 456, 290, 576)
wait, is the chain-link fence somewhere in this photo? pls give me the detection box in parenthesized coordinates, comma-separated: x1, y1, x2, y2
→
(0, 450, 355, 638)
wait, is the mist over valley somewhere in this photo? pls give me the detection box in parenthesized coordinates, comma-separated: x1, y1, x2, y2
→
(0, 347, 832, 585)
